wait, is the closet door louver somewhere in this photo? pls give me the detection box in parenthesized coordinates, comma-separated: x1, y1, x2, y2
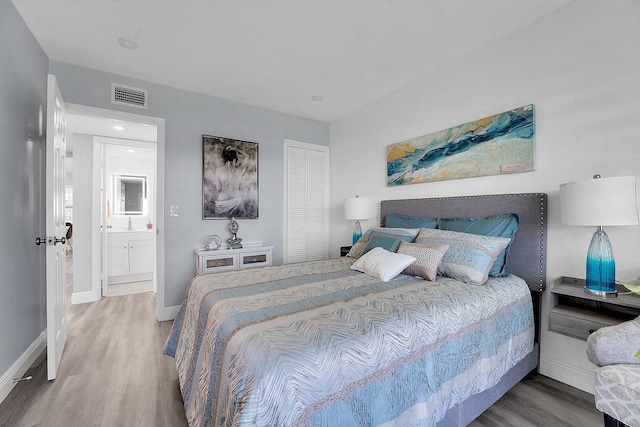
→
(285, 142, 329, 263)
(286, 146, 308, 264)
(306, 149, 326, 261)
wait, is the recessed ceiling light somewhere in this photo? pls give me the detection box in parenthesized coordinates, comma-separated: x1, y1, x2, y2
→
(311, 95, 323, 102)
(113, 125, 124, 131)
(118, 37, 138, 50)
(127, 149, 136, 153)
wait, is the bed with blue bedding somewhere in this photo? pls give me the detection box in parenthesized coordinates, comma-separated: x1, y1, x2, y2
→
(164, 193, 547, 427)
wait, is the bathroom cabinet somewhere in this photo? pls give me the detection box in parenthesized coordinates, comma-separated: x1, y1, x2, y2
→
(107, 231, 154, 284)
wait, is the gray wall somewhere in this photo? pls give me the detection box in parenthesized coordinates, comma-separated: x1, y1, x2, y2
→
(0, 0, 49, 375)
(49, 61, 330, 307)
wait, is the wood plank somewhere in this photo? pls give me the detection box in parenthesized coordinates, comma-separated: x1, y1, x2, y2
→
(470, 373, 601, 427)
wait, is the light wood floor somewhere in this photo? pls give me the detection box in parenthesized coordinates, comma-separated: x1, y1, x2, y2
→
(0, 255, 603, 427)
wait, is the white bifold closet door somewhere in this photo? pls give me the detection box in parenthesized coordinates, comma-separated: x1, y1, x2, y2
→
(285, 140, 330, 264)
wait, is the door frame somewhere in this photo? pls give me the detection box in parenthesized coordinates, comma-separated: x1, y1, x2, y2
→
(66, 103, 167, 321)
(98, 136, 157, 298)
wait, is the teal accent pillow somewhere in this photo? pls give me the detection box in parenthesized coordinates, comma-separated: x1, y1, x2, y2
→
(359, 227, 420, 243)
(384, 213, 438, 229)
(438, 214, 519, 277)
(361, 230, 415, 255)
(347, 227, 421, 258)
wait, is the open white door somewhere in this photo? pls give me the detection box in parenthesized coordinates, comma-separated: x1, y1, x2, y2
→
(45, 74, 68, 380)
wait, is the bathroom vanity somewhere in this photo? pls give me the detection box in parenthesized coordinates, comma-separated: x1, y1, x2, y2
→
(107, 230, 154, 284)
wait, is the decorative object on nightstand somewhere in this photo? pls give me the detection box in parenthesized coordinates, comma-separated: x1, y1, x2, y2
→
(560, 175, 640, 298)
(344, 195, 372, 244)
(227, 217, 243, 249)
(203, 235, 222, 250)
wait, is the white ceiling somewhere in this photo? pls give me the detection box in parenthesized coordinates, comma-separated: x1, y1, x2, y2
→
(13, 0, 573, 123)
(66, 114, 157, 143)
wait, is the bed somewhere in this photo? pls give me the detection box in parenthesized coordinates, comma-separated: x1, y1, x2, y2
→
(164, 193, 547, 427)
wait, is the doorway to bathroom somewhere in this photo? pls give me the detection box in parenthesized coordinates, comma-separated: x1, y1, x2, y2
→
(65, 104, 167, 321)
(99, 138, 157, 298)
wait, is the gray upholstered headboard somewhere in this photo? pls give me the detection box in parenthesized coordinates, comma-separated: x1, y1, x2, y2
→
(380, 193, 547, 292)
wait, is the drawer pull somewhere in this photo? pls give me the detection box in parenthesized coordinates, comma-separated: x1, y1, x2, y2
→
(243, 255, 267, 264)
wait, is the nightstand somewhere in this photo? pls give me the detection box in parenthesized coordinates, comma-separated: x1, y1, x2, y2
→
(340, 246, 352, 257)
(549, 276, 640, 341)
(194, 246, 273, 275)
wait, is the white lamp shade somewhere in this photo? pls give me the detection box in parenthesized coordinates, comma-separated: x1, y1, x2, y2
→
(560, 176, 640, 226)
(344, 197, 372, 220)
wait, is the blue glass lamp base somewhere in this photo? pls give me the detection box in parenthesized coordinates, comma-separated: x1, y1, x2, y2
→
(584, 286, 617, 298)
(352, 220, 362, 245)
(584, 228, 617, 298)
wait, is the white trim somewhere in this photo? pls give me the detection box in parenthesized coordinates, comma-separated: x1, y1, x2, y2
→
(155, 121, 166, 321)
(71, 290, 100, 305)
(164, 305, 181, 321)
(0, 330, 46, 404)
(539, 355, 595, 394)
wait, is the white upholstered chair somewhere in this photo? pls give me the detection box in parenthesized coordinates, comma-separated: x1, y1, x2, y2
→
(586, 316, 640, 427)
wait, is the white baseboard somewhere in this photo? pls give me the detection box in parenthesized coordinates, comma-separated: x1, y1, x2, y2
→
(539, 355, 595, 394)
(0, 330, 46, 405)
(164, 305, 181, 321)
(71, 290, 100, 305)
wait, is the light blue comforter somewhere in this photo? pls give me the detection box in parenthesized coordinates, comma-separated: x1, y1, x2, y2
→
(164, 258, 533, 427)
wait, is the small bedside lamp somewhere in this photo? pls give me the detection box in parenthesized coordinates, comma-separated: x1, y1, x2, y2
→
(560, 175, 640, 297)
(344, 195, 372, 244)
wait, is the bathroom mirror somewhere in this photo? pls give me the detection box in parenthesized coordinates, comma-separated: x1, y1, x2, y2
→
(113, 174, 147, 215)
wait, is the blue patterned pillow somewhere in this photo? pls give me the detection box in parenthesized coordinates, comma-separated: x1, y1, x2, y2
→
(438, 214, 519, 277)
(415, 228, 511, 285)
(384, 213, 439, 229)
(346, 227, 420, 258)
(361, 234, 402, 255)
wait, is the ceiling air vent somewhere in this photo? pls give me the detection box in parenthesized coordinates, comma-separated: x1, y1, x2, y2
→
(111, 83, 148, 109)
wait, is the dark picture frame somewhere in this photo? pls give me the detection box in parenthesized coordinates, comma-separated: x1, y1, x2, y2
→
(202, 135, 258, 219)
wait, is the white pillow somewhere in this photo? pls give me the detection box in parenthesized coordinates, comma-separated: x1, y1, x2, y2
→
(350, 247, 416, 282)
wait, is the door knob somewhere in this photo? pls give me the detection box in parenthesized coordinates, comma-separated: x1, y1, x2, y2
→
(35, 236, 66, 246)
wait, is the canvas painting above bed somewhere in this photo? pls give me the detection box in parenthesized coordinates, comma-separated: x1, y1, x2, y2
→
(386, 105, 535, 186)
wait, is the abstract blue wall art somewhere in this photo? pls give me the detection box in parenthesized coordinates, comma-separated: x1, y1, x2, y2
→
(386, 105, 535, 186)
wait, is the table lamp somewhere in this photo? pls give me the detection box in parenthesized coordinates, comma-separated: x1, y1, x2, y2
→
(560, 175, 639, 297)
(344, 195, 372, 244)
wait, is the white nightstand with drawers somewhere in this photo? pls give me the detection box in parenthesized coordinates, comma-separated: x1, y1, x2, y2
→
(194, 246, 273, 275)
